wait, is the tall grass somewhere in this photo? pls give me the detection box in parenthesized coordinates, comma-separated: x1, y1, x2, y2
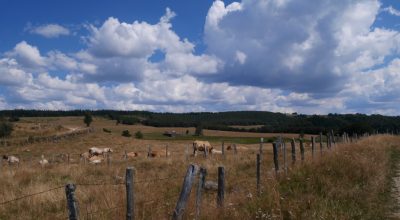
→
(0, 133, 399, 219)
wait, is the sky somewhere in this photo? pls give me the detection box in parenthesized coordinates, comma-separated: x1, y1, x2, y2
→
(1, 0, 400, 115)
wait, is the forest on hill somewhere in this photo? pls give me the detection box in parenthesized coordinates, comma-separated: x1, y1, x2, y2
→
(1, 109, 400, 135)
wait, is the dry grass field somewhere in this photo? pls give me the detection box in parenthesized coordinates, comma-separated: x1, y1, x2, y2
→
(0, 116, 398, 219)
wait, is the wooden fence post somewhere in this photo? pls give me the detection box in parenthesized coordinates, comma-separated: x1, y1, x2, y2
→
(166, 145, 169, 158)
(217, 166, 225, 208)
(65, 183, 79, 220)
(311, 137, 315, 159)
(126, 167, 135, 220)
(124, 150, 128, 160)
(107, 153, 111, 166)
(173, 164, 198, 220)
(256, 154, 261, 195)
(204, 145, 208, 159)
(273, 142, 279, 175)
(186, 144, 189, 162)
(319, 133, 323, 155)
(195, 167, 207, 220)
(291, 139, 296, 164)
(259, 138, 263, 160)
(67, 154, 70, 165)
(221, 141, 225, 159)
(283, 142, 287, 175)
(147, 145, 151, 158)
(299, 139, 305, 161)
(233, 144, 237, 155)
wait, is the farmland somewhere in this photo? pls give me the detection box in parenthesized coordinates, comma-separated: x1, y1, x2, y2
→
(0, 116, 399, 219)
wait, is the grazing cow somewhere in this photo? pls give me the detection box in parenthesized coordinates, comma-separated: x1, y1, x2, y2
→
(148, 150, 171, 158)
(89, 147, 113, 157)
(125, 152, 140, 159)
(89, 156, 104, 164)
(193, 140, 213, 156)
(39, 155, 49, 167)
(2, 155, 20, 165)
(211, 149, 223, 154)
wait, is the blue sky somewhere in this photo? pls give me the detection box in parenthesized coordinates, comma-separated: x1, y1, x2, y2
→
(1, 0, 400, 115)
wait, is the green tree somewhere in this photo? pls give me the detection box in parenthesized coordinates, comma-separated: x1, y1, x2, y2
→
(135, 131, 143, 139)
(122, 130, 131, 137)
(0, 121, 13, 138)
(84, 112, 93, 127)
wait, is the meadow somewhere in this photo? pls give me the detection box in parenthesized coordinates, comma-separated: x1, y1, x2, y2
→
(0, 116, 398, 219)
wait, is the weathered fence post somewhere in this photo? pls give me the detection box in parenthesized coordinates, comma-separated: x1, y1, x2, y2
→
(166, 144, 169, 158)
(126, 167, 135, 220)
(283, 142, 287, 175)
(195, 167, 207, 220)
(221, 141, 225, 159)
(204, 145, 208, 159)
(311, 137, 315, 159)
(124, 150, 128, 160)
(291, 139, 296, 164)
(217, 166, 225, 208)
(259, 138, 264, 160)
(147, 145, 151, 158)
(233, 144, 237, 155)
(67, 154, 70, 165)
(107, 153, 111, 166)
(65, 183, 79, 220)
(173, 164, 198, 220)
(186, 144, 189, 162)
(256, 154, 261, 195)
(299, 139, 305, 161)
(273, 142, 279, 175)
(319, 133, 323, 155)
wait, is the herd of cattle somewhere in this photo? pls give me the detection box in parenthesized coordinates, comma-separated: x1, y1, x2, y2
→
(1, 140, 247, 167)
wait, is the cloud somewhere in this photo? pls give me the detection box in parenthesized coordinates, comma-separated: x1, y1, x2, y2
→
(202, 0, 400, 97)
(30, 24, 70, 38)
(5, 41, 45, 68)
(0, 3, 400, 115)
(383, 6, 400, 16)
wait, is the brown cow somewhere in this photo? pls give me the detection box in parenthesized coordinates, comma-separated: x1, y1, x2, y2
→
(148, 150, 171, 158)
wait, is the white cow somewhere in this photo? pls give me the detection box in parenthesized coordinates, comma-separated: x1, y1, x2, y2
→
(3, 155, 20, 165)
(193, 141, 213, 156)
(39, 155, 49, 167)
(89, 147, 113, 157)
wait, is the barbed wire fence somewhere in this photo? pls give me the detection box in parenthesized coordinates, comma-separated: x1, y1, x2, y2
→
(0, 131, 387, 219)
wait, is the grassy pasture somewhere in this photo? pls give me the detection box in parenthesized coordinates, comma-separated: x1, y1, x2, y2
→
(0, 116, 398, 219)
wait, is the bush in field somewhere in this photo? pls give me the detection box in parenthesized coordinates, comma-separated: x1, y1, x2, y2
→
(103, 128, 111, 133)
(0, 121, 13, 138)
(84, 112, 93, 127)
(194, 124, 203, 136)
(135, 131, 143, 139)
(122, 130, 131, 137)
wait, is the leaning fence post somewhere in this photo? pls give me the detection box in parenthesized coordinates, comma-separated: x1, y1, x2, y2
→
(173, 164, 198, 220)
(65, 183, 79, 220)
(256, 154, 261, 195)
(166, 144, 169, 158)
(217, 166, 225, 208)
(147, 145, 151, 158)
(124, 150, 128, 160)
(195, 167, 207, 220)
(299, 139, 305, 161)
(126, 167, 135, 220)
(107, 153, 111, 166)
(291, 139, 296, 164)
(67, 154, 70, 165)
(273, 142, 279, 175)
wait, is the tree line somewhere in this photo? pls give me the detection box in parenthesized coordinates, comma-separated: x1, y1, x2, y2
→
(1, 109, 400, 135)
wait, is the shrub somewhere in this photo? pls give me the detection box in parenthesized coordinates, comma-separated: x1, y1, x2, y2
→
(122, 130, 131, 137)
(135, 131, 143, 139)
(103, 128, 111, 133)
